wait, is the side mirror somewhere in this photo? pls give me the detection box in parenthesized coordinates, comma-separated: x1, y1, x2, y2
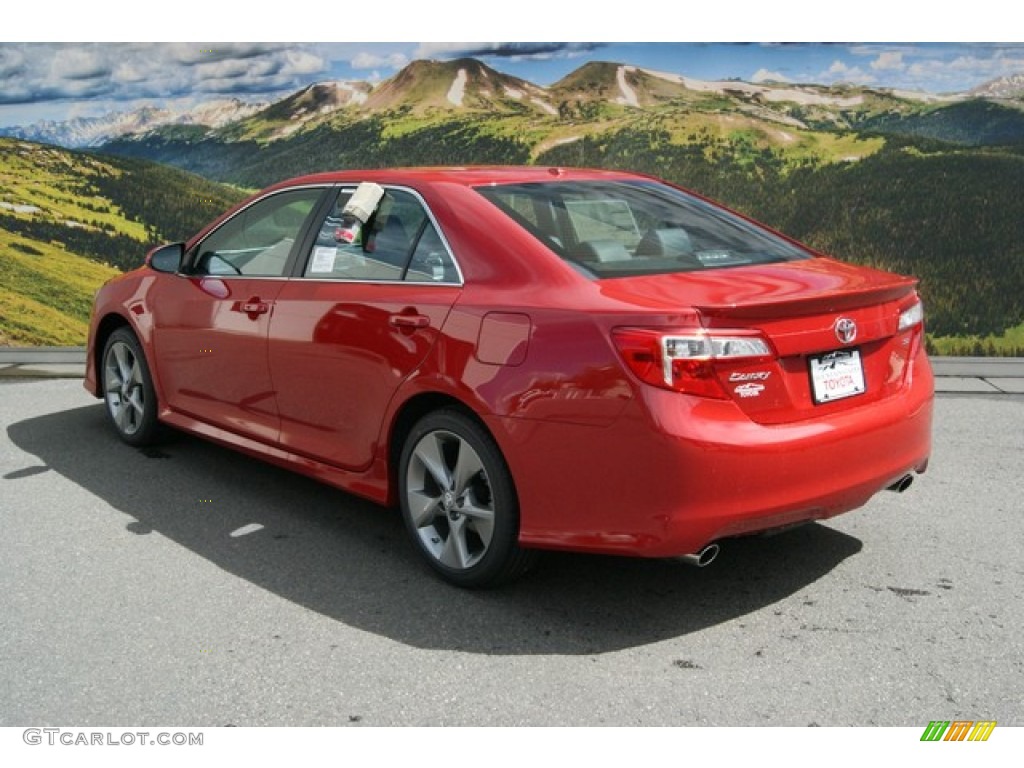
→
(148, 243, 185, 274)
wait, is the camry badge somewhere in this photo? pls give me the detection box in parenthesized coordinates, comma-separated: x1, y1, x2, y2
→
(835, 318, 858, 344)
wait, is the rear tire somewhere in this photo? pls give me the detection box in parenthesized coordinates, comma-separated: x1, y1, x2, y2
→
(399, 409, 536, 588)
(101, 327, 161, 447)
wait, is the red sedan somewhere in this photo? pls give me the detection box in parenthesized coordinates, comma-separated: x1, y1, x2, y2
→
(84, 167, 933, 587)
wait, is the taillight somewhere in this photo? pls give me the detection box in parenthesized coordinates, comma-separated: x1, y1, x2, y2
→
(612, 328, 773, 399)
(898, 299, 924, 332)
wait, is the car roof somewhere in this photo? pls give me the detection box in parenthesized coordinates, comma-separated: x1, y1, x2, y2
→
(266, 166, 652, 191)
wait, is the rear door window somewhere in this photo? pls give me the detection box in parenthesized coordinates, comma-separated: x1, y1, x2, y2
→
(303, 187, 459, 283)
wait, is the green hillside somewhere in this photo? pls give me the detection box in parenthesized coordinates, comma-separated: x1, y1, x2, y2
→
(0, 138, 246, 345)
(862, 99, 1024, 146)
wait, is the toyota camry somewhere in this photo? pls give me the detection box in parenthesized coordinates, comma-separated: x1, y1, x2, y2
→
(85, 167, 934, 587)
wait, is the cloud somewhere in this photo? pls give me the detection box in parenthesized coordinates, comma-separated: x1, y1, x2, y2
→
(50, 47, 110, 81)
(414, 42, 604, 61)
(849, 44, 1024, 92)
(751, 68, 789, 84)
(870, 52, 905, 72)
(0, 43, 329, 107)
(0, 47, 26, 79)
(822, 59, 875, 85)
(166, 43, 295, 66)
(350, 51, 410, 70)
(895, 48, 1024, 92)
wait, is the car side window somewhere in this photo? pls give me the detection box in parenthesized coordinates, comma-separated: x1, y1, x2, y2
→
(304, 188, 459, 283)
(191, 189, 323, 277)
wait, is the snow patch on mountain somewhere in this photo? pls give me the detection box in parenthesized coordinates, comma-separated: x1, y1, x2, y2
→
(447, 69, 468, 107)
(891, 89, 960, 103)
(532, 98, 558, 115)
(616, 66, 639, 107)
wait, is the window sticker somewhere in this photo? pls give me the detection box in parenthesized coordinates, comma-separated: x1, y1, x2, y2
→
(309, 246, 337, 273)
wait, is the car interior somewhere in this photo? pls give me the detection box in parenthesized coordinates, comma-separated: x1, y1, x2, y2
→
(305, 190, 459, 283)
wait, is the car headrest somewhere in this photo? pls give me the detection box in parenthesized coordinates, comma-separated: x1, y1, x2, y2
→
(570, 240, 632, 263)
(636, 227, 694, 257)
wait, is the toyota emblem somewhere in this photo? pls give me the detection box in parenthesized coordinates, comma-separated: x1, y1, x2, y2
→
(835, 317, 858, 344)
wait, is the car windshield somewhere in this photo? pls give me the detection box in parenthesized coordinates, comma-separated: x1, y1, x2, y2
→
(475, 179, 811, 278)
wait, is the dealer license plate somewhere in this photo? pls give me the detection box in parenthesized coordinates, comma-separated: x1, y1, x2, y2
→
(809, 349, 866, 404)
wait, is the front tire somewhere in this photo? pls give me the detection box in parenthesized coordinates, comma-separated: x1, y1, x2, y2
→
(101, 327, 160, 447)
(399, 409, 536, 588)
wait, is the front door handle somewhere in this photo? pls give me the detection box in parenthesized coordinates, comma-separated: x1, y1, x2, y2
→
(235, 297, 270, 318)
(242, 301, 269, 314)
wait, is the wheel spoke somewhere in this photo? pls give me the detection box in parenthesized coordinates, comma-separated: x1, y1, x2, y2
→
(105, 369, 120, 391)
(104, 356, 123, 391)
(127, 358, 143, 387)
(408, 489, 442, 529)
(126, 387, 143, 413)
(113, 397, 129, 432)
(439, 517, 471, 569)
(113, 343, 132, 385)
(451, 438, 485, 497)
(460, 498, 494, 548)
(413, 434, 452, 491)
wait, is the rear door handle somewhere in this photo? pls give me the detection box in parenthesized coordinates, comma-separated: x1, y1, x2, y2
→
(389, 313, 430, 329)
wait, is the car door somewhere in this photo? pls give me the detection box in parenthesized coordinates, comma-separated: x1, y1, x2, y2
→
(150, 186, 329, 443)
(268, 185, 462, 470)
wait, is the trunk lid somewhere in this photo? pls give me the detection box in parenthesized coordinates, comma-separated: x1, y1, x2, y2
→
(602, 258, 923, 423)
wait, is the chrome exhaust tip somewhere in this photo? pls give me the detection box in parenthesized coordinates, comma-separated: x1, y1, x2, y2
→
(678, 543, 720, 568)
(886, 474, 914, 493)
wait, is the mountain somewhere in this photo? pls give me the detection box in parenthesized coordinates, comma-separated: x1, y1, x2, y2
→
(224, 81, 373, 140)
(0, 137, 246, 345)
(362, 58, 557, 116)
(102, 57, 1022, 189)
(6, 58, 1019, 152)
(970, 73, 1024, 101)
(0, 98, 267, 148)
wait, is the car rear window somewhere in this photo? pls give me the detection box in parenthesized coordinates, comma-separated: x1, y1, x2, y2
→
(474, 180, 811, 278)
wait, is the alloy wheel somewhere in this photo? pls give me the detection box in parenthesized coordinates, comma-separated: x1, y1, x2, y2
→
(405, 429, 496, 571)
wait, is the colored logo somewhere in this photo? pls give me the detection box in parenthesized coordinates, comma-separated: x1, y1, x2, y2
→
(920, 720, 996, 742)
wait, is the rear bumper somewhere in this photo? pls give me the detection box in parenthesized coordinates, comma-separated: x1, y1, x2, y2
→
(498, 352, 934, 557)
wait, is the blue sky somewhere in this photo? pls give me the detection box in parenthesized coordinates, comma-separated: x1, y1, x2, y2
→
(2, 41, 1023, 127)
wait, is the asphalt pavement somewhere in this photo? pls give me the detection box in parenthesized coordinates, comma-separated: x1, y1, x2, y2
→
(0, 378, 1021, 726)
